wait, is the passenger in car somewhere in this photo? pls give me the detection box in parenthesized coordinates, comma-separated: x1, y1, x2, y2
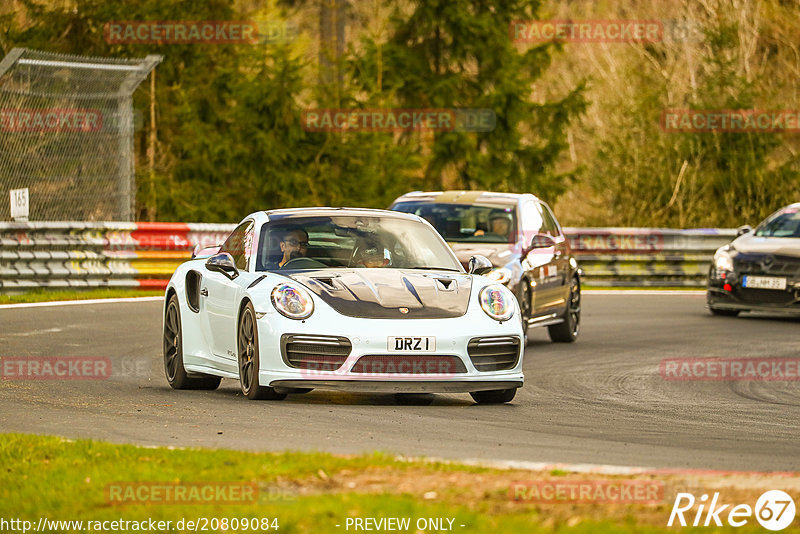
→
(357, 246, 391, 268)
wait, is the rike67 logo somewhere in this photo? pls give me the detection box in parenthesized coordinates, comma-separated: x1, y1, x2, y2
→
(668, 490, 796, 531)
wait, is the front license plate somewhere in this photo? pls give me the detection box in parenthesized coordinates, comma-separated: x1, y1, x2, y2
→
(742, 275, 787, 290)
(387, 336, 436, 352)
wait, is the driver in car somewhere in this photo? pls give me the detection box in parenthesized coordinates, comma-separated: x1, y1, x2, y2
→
(474, 209, 512, 239)
(278, 228, 309, 268)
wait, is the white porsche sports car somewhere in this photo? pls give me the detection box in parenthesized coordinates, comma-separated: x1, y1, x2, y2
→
(163, 208, 524, 403)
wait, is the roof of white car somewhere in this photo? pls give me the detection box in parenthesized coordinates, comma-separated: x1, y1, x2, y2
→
(258, 206, 421, 221)
(393, 190, 541, 205)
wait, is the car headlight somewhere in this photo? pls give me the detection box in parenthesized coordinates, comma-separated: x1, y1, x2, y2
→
(271, 283, 314, 320)
(485, 267, 512, 285)
(714, 250, 734, 272)
(479, 284, 515, 322)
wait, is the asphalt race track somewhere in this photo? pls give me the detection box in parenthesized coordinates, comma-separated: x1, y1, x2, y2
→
(1, 293, 798, 472)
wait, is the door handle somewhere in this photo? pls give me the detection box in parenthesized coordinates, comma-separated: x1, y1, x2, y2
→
(200, 288, 208, 297)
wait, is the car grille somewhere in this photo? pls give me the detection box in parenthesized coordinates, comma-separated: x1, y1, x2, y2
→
(735, 254, 800, 278)
(351, 355, 467, 374)
(280, 334, 351, 371)
(737, 288, 797, 305)
(467, 336, 521, 372)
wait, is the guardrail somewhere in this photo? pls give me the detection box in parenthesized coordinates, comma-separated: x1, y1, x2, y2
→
(0, 222, 231, 291)
(566, 227, 736, 287)
(0, 223, 736, 291)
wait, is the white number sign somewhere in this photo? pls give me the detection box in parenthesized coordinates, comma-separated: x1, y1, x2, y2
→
(10, 188, 29, 220)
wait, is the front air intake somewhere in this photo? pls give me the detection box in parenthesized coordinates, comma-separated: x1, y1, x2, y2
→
(280, 334, 352, 371)
(467, 336, 521, 371)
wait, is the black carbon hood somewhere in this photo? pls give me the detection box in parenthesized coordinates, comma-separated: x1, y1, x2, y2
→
(290, 270, 472, 319)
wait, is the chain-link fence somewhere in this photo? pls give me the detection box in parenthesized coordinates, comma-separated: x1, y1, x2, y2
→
(0, 48, 161, 221)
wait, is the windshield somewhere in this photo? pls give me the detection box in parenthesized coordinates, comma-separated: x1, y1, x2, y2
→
(754, 206, 800, 238)
(256, 215, 463, 272)
(391, 201, 517, 243)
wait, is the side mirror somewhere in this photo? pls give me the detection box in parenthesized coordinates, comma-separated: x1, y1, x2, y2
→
(206, 252, 239, 279)
(468, 255, 493, 275)
(529, 234, 556, 249)
(736, 225, 753, 237)
(192, 244, 222, 259)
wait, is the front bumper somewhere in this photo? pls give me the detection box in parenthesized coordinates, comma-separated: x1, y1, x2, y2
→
(254, 300, 525, 393)
(271, 380, 522, 393)
(707, 268, 800, 314)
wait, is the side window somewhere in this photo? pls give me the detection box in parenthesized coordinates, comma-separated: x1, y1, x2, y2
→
(220, 221, 254, 271)
(518, 201, 544, 251)
(520, 201, 543, 234)
(539, 203, 562, 237)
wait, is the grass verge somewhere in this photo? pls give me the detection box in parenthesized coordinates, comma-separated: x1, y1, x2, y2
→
(0, 288, 163, 304)
(0, 434, 789, 533)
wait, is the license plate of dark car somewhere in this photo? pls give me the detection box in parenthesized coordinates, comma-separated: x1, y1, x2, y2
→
(387, 336, 436, 352)
(742, 275, 787, 290)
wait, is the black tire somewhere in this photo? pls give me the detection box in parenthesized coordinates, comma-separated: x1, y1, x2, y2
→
(394, 393, 435, 406)
(516, 280, 532, 344)
(548, 275, 581, 343)
(470, 388, 517, 404)
(163, 294, 221, 390)
(238, 301, 286, 401)
(709, 307, 740, 317)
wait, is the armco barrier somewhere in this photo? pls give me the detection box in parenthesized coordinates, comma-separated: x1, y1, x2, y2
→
(0, 223, 736, 291)
(566, 227, 737, 287)
(0, 222, 233, 291)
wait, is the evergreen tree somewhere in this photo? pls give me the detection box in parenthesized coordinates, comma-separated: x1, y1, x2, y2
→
(351, 0, 586, 199)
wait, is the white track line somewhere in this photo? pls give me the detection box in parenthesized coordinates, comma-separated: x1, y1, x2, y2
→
(584, 290, 705, 295)
(0, 296, 163, 309)
(397, 456, 798, 477)
(395, 456, 650, 475)
(57, 441, 798, 477)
